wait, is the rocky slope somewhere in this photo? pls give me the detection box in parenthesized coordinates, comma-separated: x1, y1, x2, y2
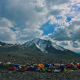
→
(0, 54, 80, 80)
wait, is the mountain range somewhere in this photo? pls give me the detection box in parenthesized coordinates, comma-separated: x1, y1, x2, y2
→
(23, 38, 76, 55)
(0, 38, 80, 60)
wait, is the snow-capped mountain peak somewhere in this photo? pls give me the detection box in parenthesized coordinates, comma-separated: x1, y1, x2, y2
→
(23, 38, 67, 53)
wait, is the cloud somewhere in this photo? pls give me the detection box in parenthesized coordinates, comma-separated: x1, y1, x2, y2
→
(45, 9, 80, 52)
(45, 0, 70, 9)
(34, 5, 44, 12)
(0, 18, 16, 43)
(0, 18, 14, 28)
(49, 8, 80, 40)
(48, 20, 80, 45)
(0, 27, 16, 42)
(0, 0, 80, 52)
(58, 41, 69, 46)
(72, 41, 80, 48)
(49, 9, 62, 16)
(18, 28, 43, 42)
(49, 26, 70, 41)
(0, 0, 46, 42)
(0, 0, 71, 43)
(40, 1, 80, 52)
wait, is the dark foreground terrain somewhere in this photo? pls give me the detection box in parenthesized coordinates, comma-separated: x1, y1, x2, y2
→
(0, 54, 80, 80)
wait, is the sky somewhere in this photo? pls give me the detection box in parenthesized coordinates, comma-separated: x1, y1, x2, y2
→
(0, 0, 80, 53)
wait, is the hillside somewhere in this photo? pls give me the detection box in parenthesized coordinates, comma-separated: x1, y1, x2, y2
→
(0, 44, 51, 58)
(0, 40, 80, 60)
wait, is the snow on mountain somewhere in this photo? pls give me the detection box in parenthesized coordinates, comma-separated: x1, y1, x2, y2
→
(23, 38, 66, 53)
(32, 38, 40, 43)
(52, 44, 64, 51)
(24, 38, 48, 53)
(0, 39, 76, 55)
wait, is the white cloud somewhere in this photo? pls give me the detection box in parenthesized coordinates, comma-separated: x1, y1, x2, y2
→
(40, 0, 80, 52)
(0, 0, 72, 43)
(58, 41, 69, 46)
(0, 18, 16, 43)
(0, 27, 16, 43)
(49, 17, 80, 41)
(46, 11, 80, 52)
(18, 28, 43, 41)
(45, 0, 70, 9)
(0, 0, 80, 52)
(0, 18, 14, 28)
(0, 0, 47, 42)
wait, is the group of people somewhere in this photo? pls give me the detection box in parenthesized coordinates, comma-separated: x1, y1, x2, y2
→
(0, 61, 80, 73)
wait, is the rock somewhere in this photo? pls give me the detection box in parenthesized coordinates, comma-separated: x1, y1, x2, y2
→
(0, 54, 80, 80)
(9, 76, 11, 79)
(39, 76, 43, 79)
(8, 71, 12, 74)
(47, 77, 50, 79)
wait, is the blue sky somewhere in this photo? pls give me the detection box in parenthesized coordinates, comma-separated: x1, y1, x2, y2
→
(40, 20, 55, 36)
(0, 0, 80, 53)
(66, 17, 72, 22)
